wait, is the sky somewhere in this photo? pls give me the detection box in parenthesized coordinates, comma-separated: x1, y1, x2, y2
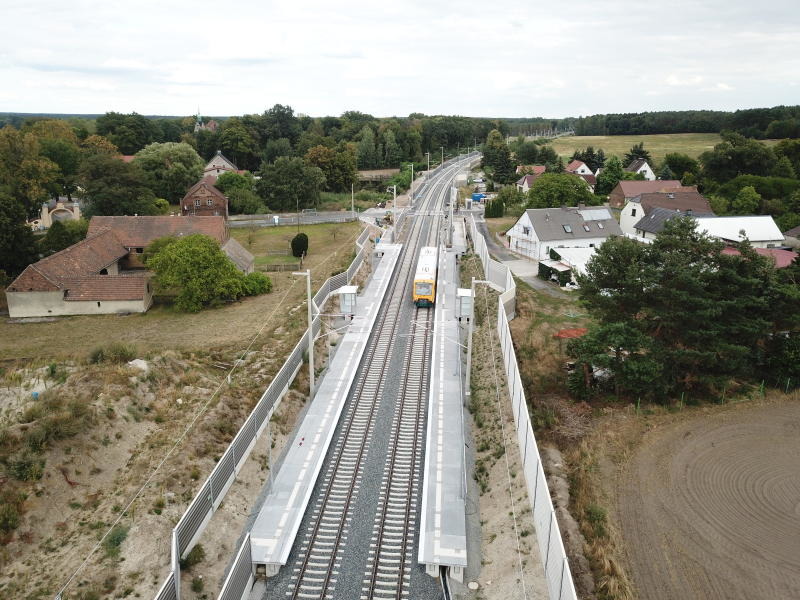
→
(1, 0, 798, 119)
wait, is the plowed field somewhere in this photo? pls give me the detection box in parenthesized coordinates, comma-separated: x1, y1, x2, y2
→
(615, 401, 800, 600)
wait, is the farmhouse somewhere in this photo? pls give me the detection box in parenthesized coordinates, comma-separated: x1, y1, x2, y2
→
(203, 150, 239, 179)
(565, 160, 593, 175)
(621, 191, 714, 237)
(625, 159, 656, 181)
(6, 229, 153, 318)
(608, 180, 687, 209)
(181, 176, 229, 217)
(516, 165, 546, 175)
(87, 215, 253, 272)
(516, 174, 540, 194)
(507, 206, 622, 260)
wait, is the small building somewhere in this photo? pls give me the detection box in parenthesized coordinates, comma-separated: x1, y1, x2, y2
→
(574, 173, 596, 193)
(28, 198, 82, 231)
(633, 207, 694, 241)
(721, 247, 797, 268)
(516, 165, 547, 175)
(507, 206, 622, 260)
(516, 174, 540, 194)
(181, 176, 228, 217)
(782, 224, 800, 249)
(203, 150, 239, 179)
(621, 191, 713, 237)
(608, 180, 687, 209)
(694, 215, 785, 248)
(6, 229, 152, 318)
(625, 159, 656, 181)
(565, 160, 593, 176)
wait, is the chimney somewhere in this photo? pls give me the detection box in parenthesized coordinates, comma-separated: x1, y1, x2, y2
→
(545, 212, 550, 221)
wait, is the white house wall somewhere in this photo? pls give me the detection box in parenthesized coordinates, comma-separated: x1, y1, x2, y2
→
(619, 202, 645, 236)
(7, 292, 152, 318)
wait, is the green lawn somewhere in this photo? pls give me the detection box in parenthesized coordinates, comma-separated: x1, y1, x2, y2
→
(549, 133, 723, 164)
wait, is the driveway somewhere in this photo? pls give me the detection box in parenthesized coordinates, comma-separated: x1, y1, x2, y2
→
(474, 217, 570, 300)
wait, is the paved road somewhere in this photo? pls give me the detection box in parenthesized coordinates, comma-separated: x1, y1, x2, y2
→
(474, 217, 570, 300)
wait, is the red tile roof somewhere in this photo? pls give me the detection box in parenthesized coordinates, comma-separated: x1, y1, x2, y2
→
(615, 180, 686, 197)
(516, 165, 546, 175)
(576, 173, 597, 186)
(21, 229, 128, 284)
(566, 160, 587, 172)
(62, 274, 150, 302)
(87, 216, 227, 247)
(721, 247, 798, 269)
(636, 191, 712, 215)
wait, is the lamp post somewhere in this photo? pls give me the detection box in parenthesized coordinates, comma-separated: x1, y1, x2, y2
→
(465, 278, 490, 397)
(409, 162, 414, 204)
(293, 269, 315, 393)
(425, 151, 430, 172)
(440, 146, 444, 167)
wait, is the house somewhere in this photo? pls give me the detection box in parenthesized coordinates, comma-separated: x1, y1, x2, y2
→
(507, 206, 623, 260)
(516, 174, 540, 194)
(625, 159, 656, 181)
(633, 207, 694, 241)
(608, 180, 687, 209)
(516, 165, 547, 175)
(574, 173, 596, 193)
(565, 160, 593, 176)
(782, 224, 800, 249)
(694, 216, 785, 248)
(6, 229, 153, 318)
(203, 150, 239, 179)
(181, 176, 228, 217)
(28, 198, 82, 231)
(539, 246, 597, 285)
(87, 215, 253, 273)
(721, 247, 798, 268)
(621, 191, 713, 237)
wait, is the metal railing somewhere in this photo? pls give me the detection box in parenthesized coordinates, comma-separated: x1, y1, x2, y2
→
(151, 224, 379, 600)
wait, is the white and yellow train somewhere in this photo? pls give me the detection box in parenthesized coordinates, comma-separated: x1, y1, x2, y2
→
(412, 246, 438, 307)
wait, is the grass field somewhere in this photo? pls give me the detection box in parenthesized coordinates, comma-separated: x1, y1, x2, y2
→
(549, 133, 723, 164)
(0, 221, 362, 360)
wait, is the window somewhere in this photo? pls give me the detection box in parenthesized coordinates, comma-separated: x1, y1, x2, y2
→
(522, 226, 530, 235)
(631, 208, 637, 217)
(598, 222, 604, 229)
(583, 224, 590, 232)
(194, 199, 200, 207)
(99, 268, 108, 275)
(563, 224, 572, 233)
(207, 198, 213, 206)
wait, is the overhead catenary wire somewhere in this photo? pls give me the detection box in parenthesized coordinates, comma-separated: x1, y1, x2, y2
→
(53, 224, 365, 599)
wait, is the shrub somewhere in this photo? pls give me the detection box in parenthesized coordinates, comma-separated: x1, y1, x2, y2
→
(243, 272, 272, 296)
(102, 524, 129, 558)
(291, 233, 309, 258)
(9, 450, 45, 481)
(89, 343, 136, 364)
(191, 577, 204, 593)
(180, 543, 206, 570)
(0, 491, 24, 533)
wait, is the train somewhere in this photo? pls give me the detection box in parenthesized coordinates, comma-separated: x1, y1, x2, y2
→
(412, 246, 438, 307)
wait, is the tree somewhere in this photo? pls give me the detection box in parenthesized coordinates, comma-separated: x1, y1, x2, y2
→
(256, 157, 325, 211)
(595, 155, 625, 195)
(147, 234, 250, 312)
(262, 104, 301, 144)
(227, 188, 266, 215)
(132, 142, 204, 202)
(663, 153, 699, 180)
(482, 129, 515, 182)
(305, 145, 357, 192)
(39, 219, 88, 255)
(263, 138, 293, 163)
(79, 153, 158, 216)
(527, 173, 595, 208)
(658, 164, 675, 180)
(80, 134, 118, 156)
(484, 196, 505, 217)
(356, 126, 378, 169)
(700, 133, 775, 182)
(771, 156, 796, 179)
(0, 126, 59, 217)
(624, 142, 652, 166)
(291, 232, 309, 257)
(96, 112, 160, 154)
(0, 191, 39, 277)
(215, 171, 255, 194)
(515, 141, 539, 164)
(220, 118, 258, 170)
(731, 185, 762, 214)
(382, 130, 402, 167)
(571, 146, 605, 172)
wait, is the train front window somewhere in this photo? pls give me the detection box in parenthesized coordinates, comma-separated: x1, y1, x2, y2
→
(415, 282, 433, 296)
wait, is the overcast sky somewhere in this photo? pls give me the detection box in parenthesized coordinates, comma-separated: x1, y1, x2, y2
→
(2, 0, 798, 119)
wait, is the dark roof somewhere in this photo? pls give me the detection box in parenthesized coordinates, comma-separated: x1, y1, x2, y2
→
(87, 216, 227, 247)
(784, 224, 800, 237)
(525, 206, 622, 242)
(633, 206, 714, 235)
(625, 159, 649, 172)
(634, 191, 713, 215)
(222, 238, 255, 272)
(517, 174, 537, 186)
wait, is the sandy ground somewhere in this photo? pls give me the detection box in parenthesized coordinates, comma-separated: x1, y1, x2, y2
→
(614, 396, 800, 600)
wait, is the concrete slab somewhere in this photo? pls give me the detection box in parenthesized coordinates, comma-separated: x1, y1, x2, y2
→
(418, 248, 468, 580)
(504, 259, 539, 277)
(451, 217, 467, 256)
(249, 243, 402, 570)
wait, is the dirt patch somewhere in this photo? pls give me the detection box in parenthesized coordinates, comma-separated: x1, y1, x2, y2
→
(611, 395, 800, 600)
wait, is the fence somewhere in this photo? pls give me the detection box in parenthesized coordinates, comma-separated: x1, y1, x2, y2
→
(496, 305, 577, 600)
(227, 211, 357, 228)
(467, 212, 577, 600)
(151, 223, 380, 600)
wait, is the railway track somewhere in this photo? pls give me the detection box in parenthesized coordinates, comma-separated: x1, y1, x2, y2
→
(285, 160, 463, 599)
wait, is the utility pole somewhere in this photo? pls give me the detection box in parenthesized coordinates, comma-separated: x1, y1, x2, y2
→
(293, 269, 315, 393)
(351, 183, 354, 218)
(440, 146, 444, 167)
(426, 151, 430, 172)
(410, 163, 414, 204)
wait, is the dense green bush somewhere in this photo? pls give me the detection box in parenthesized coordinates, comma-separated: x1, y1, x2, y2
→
(102, 524, 129, 558)
(89, 343, 136, 364)
(291, 233, 309, 258)
(243, 272, 272, 295)
(180, 543, 206, 569)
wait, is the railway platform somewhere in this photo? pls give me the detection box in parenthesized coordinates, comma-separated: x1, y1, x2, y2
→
(418, 246, 469, 582)
(249, 242, 402, 575)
